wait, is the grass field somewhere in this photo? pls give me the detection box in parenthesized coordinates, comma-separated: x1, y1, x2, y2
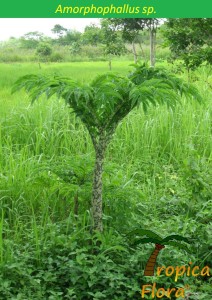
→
(0, 62, 211, 299)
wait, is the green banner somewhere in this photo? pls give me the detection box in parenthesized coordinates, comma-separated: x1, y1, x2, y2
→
(0, 0, 211, 18)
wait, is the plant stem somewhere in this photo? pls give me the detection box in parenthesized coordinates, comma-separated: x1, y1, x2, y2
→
(91, 136, 107, 232)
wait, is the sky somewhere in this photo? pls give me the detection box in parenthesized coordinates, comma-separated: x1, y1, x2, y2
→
(0, 18, 100, 41)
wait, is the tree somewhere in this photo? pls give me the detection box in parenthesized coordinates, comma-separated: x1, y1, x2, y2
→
(101, 20, 126, 70)
(2, 37, 21, 49)
(36, 42, 52, 61)
(162, 19, 212, 74)
(69, 42, 81, 55)
(82, 24, 103, 46)
(51, 24, 68, 39)
(147, 19, 160, 68)
(129, 229, 190, 276)
(64, 30, 81, 45)
(53, 29, 82, 46)
(12, 65, 201, 232)
(109, 19, 161, 66)
(20, 31, 44, 49)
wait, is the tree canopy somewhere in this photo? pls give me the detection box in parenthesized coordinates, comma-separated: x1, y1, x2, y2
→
(163, 19, 212, 71)
(109, 18, 161, 65)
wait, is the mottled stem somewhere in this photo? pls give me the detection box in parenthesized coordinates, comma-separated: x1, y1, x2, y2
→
(91, 135, 108, 232)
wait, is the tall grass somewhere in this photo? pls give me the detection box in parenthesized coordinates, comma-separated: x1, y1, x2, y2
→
(111, 98, 211, 163)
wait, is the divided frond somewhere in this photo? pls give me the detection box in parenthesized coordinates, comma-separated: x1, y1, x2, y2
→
(130, 79, 180, 112)
(12, 67, 202, 142)
(12, 73, 135, 139)
(129, 64, 202, 106)
(12, 74, 78, 103)
(12, 74, 99, 132)
(91, 73, 134, 119)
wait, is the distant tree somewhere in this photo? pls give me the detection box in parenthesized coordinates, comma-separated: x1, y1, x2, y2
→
(36, 42, 52, 61)
(69, 42, 81, 55)
(162, 19, 212, 74)
(147, 19, 160, 67)
(3, 37, 21, 48)
(51, 24, 68, 38)
(20, 31, 44, 49)
(81, 24, 103, 46)
(109, 18, 144, 63)
(101, 20, 126, 70)
(64, 30, 82, 45)
(52, 29, 82, 46)
(109, 18, 161, 66)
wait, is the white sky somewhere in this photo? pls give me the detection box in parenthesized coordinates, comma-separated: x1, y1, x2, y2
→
(0, 18, 100, 41)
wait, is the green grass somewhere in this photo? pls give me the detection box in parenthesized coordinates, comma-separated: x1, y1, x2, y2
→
(0, 62, 211, 299)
